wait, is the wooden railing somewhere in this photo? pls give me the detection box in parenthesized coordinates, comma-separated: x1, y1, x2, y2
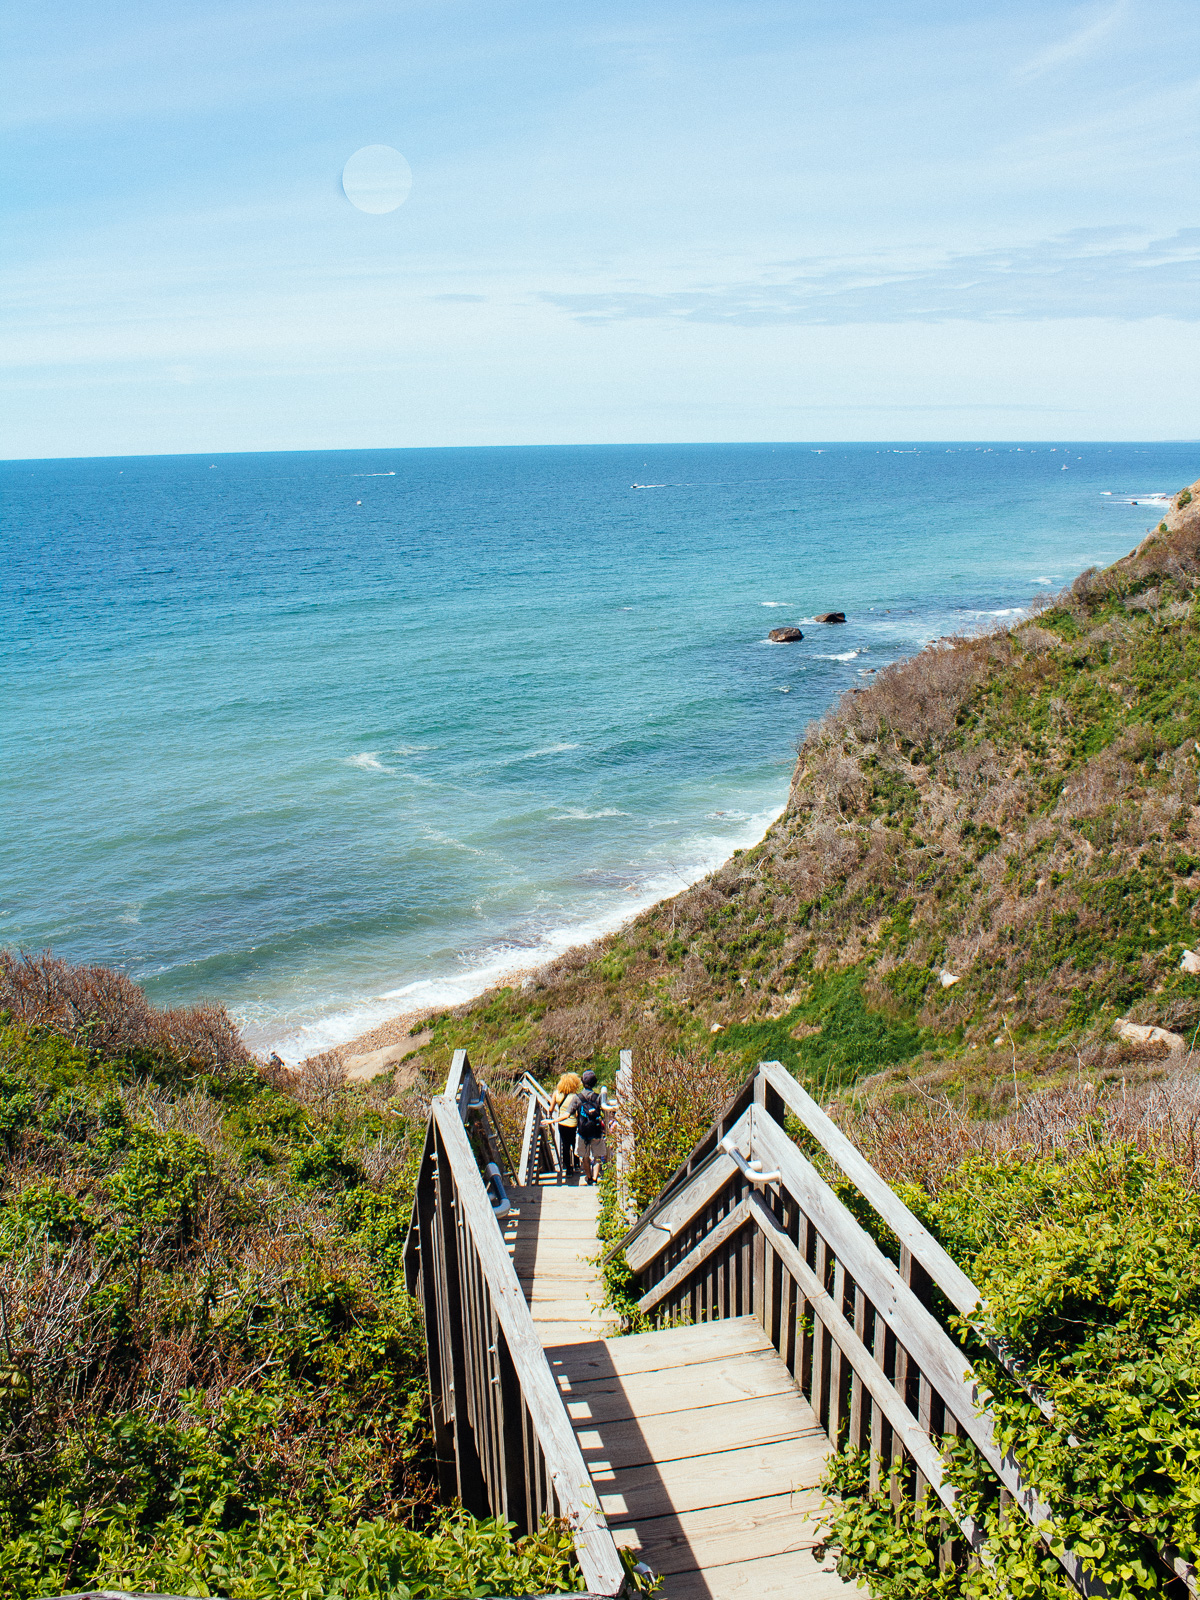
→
(517, 1071, 563, 1186)
(611, 1059, 1108, 1597)
(405, 1052, 627, 1597)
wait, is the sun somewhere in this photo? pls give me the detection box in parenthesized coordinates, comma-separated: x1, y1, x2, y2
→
(341, 145, 413, 214)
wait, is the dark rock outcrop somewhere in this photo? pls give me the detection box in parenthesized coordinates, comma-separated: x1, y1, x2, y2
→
(768, 627, 803, 642)
(814, 612, 846, 624)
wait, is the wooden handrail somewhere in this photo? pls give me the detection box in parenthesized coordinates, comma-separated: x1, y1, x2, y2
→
(614, 1064, 1108, 1597)
(406, 1055, 626, 1597)
(758, 1061, 981, 1316)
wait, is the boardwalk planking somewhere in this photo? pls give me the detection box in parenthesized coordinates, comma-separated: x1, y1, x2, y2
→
(506, 1174, 854, 1598)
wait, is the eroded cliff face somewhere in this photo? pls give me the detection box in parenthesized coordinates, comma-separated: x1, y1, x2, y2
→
(1163, 477, 1200, 539)
(415, 482, 1200, 1105)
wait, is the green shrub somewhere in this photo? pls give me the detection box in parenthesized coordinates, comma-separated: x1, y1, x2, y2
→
(821, 1143, 1200, 1597)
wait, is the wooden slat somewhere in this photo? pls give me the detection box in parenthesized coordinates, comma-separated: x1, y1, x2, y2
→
(750, 1111, 1106, 1596)
(743, 1190, 983, 1548)
(612, 1085, 754, 1257)
(637, 1200, 753, 1313)
(758, 1060, 980, 1316)
(591, 1437, 829, 1521)
(429, 1099, 625, 1595)
(444, 1048, 469, 1104)
(574, 1392, 811, 1470)
(622, 1135, 745, 1271)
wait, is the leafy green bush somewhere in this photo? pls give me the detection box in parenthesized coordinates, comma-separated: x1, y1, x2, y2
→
(820, 1141, 1200, 1597)
(4, 1505, 584, 1599)
(0, 990, 587, 1600)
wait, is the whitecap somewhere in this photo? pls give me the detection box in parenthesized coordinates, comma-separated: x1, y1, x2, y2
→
(815, 649, 860, 662)
(511, 742, 581, 762)
(554, 807, 630, 820)
(421, 826, 489, 857)
(346, 751, 395, 773)
(760, 601, 790, 607)
(393, 744, 432, 755)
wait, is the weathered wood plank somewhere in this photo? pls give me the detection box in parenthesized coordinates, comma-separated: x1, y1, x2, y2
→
(608, 1490, 831, 1573)
(744, 1189, 982, 1549)
(548, 1316, 772, 1377)
(559, 1349, 798, 1423)
(650, 1547, 850, 1600)
(591, 1438, 831, 1520)
(573, 1391, 820, 1470)
(750, 1113, 1104, 1593)
(637, 1199, 753, 1313)
(758, 1060, 981, 1317)
(620, 1123, 747, 1271)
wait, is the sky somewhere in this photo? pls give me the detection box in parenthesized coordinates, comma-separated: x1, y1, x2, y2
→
(4, 0, 1200, 457)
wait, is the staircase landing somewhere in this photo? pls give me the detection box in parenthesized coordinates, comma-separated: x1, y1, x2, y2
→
(504, 1178, 853, 1599)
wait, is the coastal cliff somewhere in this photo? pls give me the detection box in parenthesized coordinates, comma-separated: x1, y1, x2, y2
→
(415, 475, 1200, 1106)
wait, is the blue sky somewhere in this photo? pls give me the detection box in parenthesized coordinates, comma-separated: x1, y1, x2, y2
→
(4, 0, 1199, 456)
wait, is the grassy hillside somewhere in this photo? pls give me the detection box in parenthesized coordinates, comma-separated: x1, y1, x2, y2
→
(411, 477, 1200, 1109)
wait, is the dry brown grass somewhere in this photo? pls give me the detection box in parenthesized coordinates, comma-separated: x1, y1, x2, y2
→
(0, 950, 250, 1073)
(833, 1065, 1200, 1198)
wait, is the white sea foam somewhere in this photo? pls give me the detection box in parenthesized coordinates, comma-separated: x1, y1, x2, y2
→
(256, 799, 785, 1062)
(815, 649, 860, 662)
(760, 601, 790, 607)
(346, 751, 395, 773)
(393, 744, 432, 755)
(509, 742, 581, 762)
(420, 825, 490, 857)
(554, 807, 630, 820)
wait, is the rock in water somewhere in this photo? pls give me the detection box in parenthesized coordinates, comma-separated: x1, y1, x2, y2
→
(768, 626, 804, 642)
(814, 611, 847, 624)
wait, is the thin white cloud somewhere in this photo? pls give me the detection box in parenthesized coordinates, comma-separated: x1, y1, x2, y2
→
(544, 228, 1200, 328)
(1016, 2, 1125, 80)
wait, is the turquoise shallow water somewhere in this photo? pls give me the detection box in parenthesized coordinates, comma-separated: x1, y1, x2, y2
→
(2, 442, 1194, 1059)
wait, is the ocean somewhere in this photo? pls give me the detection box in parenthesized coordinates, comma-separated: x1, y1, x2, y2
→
(2, 442, 1193, 1060)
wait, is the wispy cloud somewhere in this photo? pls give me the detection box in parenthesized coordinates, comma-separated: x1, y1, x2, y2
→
(1015, 1, 1125, 80)
(544, 229, 1200, 328)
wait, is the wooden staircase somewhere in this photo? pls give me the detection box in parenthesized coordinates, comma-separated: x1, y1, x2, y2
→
(505, 1173, 849, 1596)
(405, 1052, 1110, 1598)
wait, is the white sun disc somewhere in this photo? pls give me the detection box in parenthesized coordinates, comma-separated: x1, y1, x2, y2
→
(342, 145, 413, 214)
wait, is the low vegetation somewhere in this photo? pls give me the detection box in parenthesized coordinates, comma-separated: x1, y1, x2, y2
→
(819, 1072, 1200, 1598)
(0, 953, 584, 1599)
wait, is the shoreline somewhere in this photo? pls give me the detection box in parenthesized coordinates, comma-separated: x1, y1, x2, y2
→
(260, 799, 788, 1066)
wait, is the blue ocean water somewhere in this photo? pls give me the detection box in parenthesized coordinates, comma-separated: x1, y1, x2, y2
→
(2, 442, 1194, 1059)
